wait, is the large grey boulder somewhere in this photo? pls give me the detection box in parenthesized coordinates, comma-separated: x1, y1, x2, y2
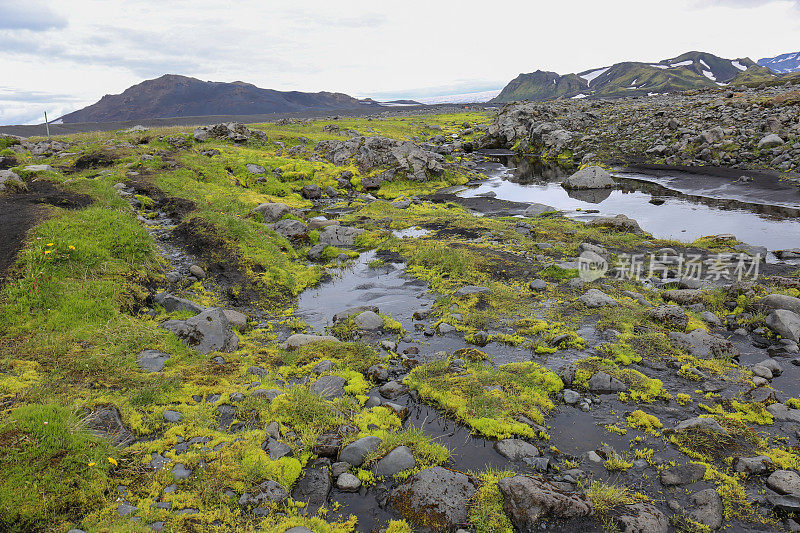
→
(373, 446, 416, 477)
(669, 329, 738, 359)
(688, 489, 723, 531)
(755, 294, 800, 315)
(154, 292, 204, 314)
(611, 503, 668, 533)
(282, 333, 339, 349)
(389, 467, 477, 531)
(674, 417, 728, 435)
(587, 214, 643, 233)
(245, 163, 266, 174)
(0, 169, 25, 192)
(253, 202, 290, 222)
(578, 289, 617, 308)
(271, 219, 308, 240)
(758, 134, 784, 149)
(497, 475, 593, 531)
(524, 203, 557, 217)
(562, 166, 615, 190)
(239, 480, 289, 506)
(339, 436, 383, 467)
(318, 225, 365, 247)
(586, 371, 627, 393)
(353, 310, 384, 330)
(291, 459, 331, 513)
(767, 470, 800, 496)
(161, 307, 239, 354)
(193, 122, 265, 143)
(494, 439, 541, 462)
(647, 305, 688, 330)
(659, 463, 707, 486)
(766, 310, 800, 342)
(310, 375, 347, 400)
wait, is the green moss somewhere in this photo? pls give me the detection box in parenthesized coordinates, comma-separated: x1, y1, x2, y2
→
(0, 404, 116, 530)
(405, 356, 563, 439)
(468, 470, 515, 533)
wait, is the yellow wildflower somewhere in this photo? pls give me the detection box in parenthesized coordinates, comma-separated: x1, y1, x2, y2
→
(108, 457, 118, 467)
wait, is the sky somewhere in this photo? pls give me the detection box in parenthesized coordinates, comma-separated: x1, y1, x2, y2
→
(1, 0, 799, 125)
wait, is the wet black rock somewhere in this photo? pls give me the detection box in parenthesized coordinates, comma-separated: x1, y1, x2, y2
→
(497, 475, 594, 531)
(292, 458, 332, 513)
(390, 466, 477, 531)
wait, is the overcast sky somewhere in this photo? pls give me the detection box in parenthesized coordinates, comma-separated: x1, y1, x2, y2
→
(1, 0, 799, 125)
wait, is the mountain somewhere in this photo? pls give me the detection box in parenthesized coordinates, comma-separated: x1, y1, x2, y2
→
(759, 51, 800, 74)
(493, 51, 775, 103)
(58, 75, 379, 123)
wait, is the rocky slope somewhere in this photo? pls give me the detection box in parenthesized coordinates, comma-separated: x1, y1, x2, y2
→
(481, 82, 800, 175)
(759, 52, 800, 74)
(58, 74, 380, 123)
(493, 51, 779, 102)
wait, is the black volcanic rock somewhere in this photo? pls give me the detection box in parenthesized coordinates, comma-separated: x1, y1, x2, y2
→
(58, 75, 378, 123)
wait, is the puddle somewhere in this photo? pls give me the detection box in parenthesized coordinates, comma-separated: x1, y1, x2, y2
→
(296, 251, 435, 334)
(391, 227, 431, 239)
(461, 158, 800, 255)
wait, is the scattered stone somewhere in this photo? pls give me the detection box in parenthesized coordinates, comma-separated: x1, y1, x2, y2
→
(647, 305, 688, 330)
(283, 333, 338, 349)
(389, 467, 477, 531)
(309, 375, 347, 400)
(136, 349, 170, 372)
(252, 202, 291, 222)
(734, 455, 774, 474)
(611, 503, 669, 533)
(561, 166, 615, 189)
(154, 292, 204, 314)
(668, 329, 738, 359)
(336, 473, 361, 492)
(318, 225, 365, 247)
(291, 459, 332, 513)
(497, 475, 594, 531)
(454, 285, 492, 297)
(189, 264, 206, 279)
(578, 289, 617, 308)
(494, 439, 541, 462)
(172, 463, 192, 479)
(163, 410, 182, 423)
(674, 417, 728, 435)
(768, 470, 800, 496)
(161, 307, 239, 354)
(766, 310, 800, 342)
(339, 436, 383, 467)
(353, 310, 384, 330)
(373, 446, 416, 477)
(586, 371, 627, 393)
(660, 463, 707, 486)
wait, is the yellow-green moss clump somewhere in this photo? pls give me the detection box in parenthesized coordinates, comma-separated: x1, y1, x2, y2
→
(405, 356, 563, 439)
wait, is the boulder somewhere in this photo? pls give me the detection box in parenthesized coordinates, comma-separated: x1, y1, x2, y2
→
(494, 439, 540, 462)
(271, 219, 308, 240)
(310, 375, 347, 400)
(659, 463, 707, 486)
(318, 225, 365, 247)
(587, 214, 642, 234)
(767, 470, 800, 496)
(239, 480, 289, 506)
(562, 166, 615, 190)
(282, 333, 338, 349)
(353, 311, 384, 330)
(252, 202, 291, 222)
(524, 203, 557, 217)
(578, 289, 617, 308)
(674, 417, 728, 435)
(662, 289, 705, 305)
(497, 475, 593, 531)
(586, 371, 627, 393)
(758, 134, 784, 149)
(389, 467, 477, 531)
(755, 294, 800, 315)
(611, 503, 668, 533)
(0, 169, 25, 192)
(373, 446, 416, 477)
(246, 163, 266, 174)
(154, 292, 204, 314)
(669, 329, 738, 359)
(766, 310, 800, 342)
(647, 305, 688, 330)
(339, 436, 383, 467)
(291, 458, 331, 513)
(136, 349, 170, 372)
(161, 307, 239, 354)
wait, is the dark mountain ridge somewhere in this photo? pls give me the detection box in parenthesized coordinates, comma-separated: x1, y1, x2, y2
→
(58, 74, 379, 123)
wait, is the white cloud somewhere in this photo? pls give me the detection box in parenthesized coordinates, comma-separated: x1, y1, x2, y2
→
(1, 0, 799, 124)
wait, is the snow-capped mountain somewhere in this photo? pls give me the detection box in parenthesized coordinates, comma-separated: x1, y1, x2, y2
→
(758, 52, 800, 74)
